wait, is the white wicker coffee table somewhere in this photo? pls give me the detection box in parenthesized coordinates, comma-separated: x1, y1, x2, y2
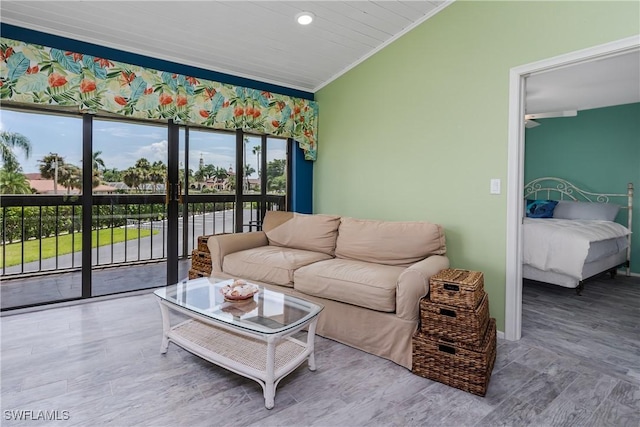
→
(154, 277, 323, 409)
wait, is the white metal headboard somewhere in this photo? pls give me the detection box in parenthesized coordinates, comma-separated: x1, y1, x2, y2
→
(524, 176, 634, 274)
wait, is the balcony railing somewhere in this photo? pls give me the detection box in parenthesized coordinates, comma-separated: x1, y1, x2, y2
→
(1, 193, 285, 278)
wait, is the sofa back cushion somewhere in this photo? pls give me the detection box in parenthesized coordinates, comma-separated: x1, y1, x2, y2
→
(264, 212, 341, 256)
(335, 217, 446, 266)
(262, 211, 294, 232)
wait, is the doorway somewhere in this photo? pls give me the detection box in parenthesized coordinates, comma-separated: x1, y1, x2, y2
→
(504, 35, 640, 340)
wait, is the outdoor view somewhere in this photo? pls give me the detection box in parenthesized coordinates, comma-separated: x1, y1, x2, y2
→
(1, 111, 287, 196)
(0, 108, 288, 308)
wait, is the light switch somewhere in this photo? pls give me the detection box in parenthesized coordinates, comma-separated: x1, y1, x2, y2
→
(490, 178, 501, 195)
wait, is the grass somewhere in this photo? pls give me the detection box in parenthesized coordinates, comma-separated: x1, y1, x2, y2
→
(0, 228, 156, 268)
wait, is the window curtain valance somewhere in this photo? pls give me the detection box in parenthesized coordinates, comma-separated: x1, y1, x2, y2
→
(0, 38, 318, 160)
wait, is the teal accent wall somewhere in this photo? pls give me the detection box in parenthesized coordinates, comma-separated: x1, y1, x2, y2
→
(315, 1, 640, 331)
(525, 103, 640, 273)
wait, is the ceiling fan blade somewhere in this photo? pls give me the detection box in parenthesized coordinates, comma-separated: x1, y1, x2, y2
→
(524, 110, 577, 120)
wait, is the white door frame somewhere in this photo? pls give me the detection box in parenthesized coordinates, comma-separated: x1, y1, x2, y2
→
(505, 35, 640, 341)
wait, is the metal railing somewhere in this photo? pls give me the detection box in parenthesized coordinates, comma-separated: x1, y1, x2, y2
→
(1, 193, 285, 278)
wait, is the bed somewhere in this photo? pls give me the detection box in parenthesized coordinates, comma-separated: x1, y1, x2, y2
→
(523, 177, 634, 294)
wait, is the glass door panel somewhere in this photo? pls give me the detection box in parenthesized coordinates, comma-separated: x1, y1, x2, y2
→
(91, 119, 167, 295)
(266, 137, 287, 197)
(0, 109, 83, 308)
(242, 135, 261, 230)
(186, 129, 237, 244)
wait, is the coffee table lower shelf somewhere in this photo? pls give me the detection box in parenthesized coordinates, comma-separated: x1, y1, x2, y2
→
(165, 319, 316, 409)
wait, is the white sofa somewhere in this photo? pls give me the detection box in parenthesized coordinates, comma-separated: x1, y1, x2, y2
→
(207, 211, 449, 369)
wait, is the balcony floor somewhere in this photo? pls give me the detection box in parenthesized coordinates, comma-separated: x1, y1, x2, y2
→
(1, 260, 191, 310)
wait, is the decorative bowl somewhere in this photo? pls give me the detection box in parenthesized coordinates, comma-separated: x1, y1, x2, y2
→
(220, 279, 259, 302)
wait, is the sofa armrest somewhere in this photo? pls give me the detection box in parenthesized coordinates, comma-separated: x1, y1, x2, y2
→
(396, 255, 450, 321)
(207, 232, 269, 273)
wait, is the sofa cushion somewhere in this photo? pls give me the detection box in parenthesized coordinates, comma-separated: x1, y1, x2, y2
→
(294, 259, 405, 312)
(335, 217, 446, 267)
(264, 212, 341, 256)
(261, 210, 294, 232)
(223, 246, 332, 287)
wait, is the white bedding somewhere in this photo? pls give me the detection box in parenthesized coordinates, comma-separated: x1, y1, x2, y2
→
(523, 218, 630, 280)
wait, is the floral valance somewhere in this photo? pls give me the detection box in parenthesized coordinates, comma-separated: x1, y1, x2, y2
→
(0, 38, 318, 160)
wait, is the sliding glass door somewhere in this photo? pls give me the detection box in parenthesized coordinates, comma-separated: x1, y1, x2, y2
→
(91, 118, 169, 295)
(0, 109, 84, 309)
(1, 106, 290, 310)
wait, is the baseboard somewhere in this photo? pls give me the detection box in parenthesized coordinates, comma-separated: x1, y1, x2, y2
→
(497, 330, 505, 340)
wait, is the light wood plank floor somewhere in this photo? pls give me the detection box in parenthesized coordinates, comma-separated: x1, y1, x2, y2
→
(1, 274, 639, 426)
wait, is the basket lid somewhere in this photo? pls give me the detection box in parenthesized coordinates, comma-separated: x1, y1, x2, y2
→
(431, 268, 483, 286)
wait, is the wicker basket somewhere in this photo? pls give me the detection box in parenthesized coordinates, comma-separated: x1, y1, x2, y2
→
(420, 292, 489, 347)
(197, 235, 213, 253)
(430, 269, 484, 309)
(191, 249, 213, 274)
(412, 318, 497, 396)
(188, 269, 210, 280)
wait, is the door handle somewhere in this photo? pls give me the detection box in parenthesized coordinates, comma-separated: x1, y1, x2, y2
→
(165, 179, 184, 204)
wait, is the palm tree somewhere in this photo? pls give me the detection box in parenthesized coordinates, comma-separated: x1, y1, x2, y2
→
(225, 174, 236, 192)
(252, 145, 261, 178)
(213, 166, 228, 181)
(39, 153, 64, 194)
(133, 158, 152, 191)
(1, 131, 32, 172)
(211, 166, 228, 191)
(92, 151, 106, 172)
(149, 160, 166, 193)
(58, 164, 82, 194)
(193, 168, 206, 189)
(91, 151, 106, 187)
(91, 167, 101, 189)
(194, 164, 217, 190)
(244, 164, 255, 191)
(123, 167, 143, 192)
(0, 168, 31, 194)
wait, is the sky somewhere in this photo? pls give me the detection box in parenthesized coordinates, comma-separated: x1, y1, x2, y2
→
(0, 109, 286, 176)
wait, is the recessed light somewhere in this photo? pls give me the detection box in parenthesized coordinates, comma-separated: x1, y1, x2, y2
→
(296, 11, 314, 25)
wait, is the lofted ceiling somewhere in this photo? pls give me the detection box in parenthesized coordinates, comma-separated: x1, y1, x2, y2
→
(0, 0, 449, 93)
(1, 0, 637, 111)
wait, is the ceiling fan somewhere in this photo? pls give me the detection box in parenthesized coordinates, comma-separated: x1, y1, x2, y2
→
(524, 110, 577, 128)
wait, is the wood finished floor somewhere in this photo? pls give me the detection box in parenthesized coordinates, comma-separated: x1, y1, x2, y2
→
(1, 274, 639, 426)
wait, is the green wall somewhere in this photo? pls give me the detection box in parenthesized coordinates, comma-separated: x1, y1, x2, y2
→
(314, 1, 640, 331)
(525, 103, 640, 273)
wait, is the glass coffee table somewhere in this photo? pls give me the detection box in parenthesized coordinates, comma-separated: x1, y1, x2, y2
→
(154, 276, 323, 409)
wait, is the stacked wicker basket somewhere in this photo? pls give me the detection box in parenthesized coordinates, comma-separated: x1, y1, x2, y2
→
(412, 268, 497, 396)
(189, 235, 213, 279)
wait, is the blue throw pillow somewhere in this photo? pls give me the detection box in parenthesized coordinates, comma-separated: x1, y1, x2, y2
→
(526, 199, 558, 218)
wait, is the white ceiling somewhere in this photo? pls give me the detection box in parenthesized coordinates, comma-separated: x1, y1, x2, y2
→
(526, 49, 640, 115)
(1, 0, 638, 111)
(0, 0, 449, 93)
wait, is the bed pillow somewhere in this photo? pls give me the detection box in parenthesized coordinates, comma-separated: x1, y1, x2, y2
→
(525, 199, 558, 218)
(553, 201, 620, 221)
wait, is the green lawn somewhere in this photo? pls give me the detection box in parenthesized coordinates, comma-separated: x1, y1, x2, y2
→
(0, 228, 156, 268)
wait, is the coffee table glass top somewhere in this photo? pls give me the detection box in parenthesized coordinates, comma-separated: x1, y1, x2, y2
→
(154, 277, 323, 334)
